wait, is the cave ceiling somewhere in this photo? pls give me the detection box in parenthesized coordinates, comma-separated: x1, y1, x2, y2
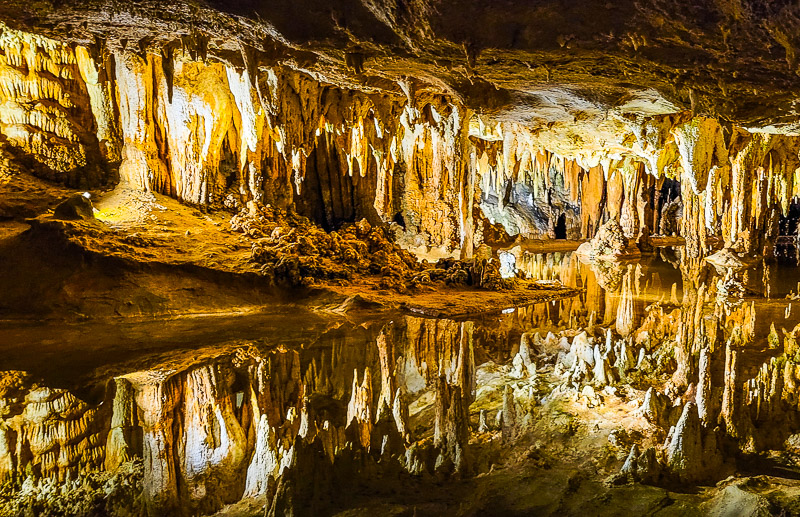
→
(2, 0, 800, 132)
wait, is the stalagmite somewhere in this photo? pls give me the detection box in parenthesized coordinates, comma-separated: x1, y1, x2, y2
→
(616, 444, 662, 484)
(640, 387, 669, 428)
(666, 402, 721, 483)
(697, 347, 713, 426)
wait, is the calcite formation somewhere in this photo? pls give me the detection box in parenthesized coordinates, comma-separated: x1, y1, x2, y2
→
(2, 15, 800, 258)
(7, 0, 800, 515)
(576, 219, 640, 261)
(0, 372, 108, 484)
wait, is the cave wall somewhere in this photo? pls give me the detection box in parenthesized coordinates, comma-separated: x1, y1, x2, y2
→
(0, 24, 118, 188)
(5, 24, 800, 258)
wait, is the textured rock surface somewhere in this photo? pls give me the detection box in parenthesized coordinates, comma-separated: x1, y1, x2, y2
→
(3, 10, 800, 259)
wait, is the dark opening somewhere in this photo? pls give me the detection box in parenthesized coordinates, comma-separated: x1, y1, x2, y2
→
(660, 178, 681, 203)
(293, 134, 354, 231)
(293, 133, 381, 231)
(220, 136, 238, 190)
(502, 179, 513, 206)
(554, 213, 567, 239)
(780, 197, 800, 236)
(777, 198, 800, 265)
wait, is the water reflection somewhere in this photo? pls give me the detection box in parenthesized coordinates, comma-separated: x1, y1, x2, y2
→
(0, 314, 488, 515)
(4, 248, 800, 515)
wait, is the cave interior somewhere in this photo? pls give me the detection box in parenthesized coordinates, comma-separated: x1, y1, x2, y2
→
(4, 1, 800, 515)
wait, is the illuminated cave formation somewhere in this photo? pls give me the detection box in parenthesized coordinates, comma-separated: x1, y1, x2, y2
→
(4, 1, 800, 515)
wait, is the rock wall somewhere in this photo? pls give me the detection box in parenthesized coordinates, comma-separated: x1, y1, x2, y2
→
(6, 23, 800, 258)
(0, 24, 118, 187)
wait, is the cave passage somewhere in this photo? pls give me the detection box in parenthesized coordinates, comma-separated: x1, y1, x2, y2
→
(554, 213, 567, 239)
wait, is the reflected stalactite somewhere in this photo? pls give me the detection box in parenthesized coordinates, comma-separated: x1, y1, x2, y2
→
(129, 372, 182, 515)
(3, 251, 800, 514)
(104, 377, 138, 473)
(179, 364, 248, 513)
(345, 367, 373, 450)
(615, 265, 638, 337)
(0, 373, 108, 483)
(0, 313, 484, 515)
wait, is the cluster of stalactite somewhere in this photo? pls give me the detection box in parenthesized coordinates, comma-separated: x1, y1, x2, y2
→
(0, 25, 480, 255)
(476, 115, 800, 257)
(6, 25, 800, 259)
(0, 315, 479, 516)
(0, 25, 117, 187)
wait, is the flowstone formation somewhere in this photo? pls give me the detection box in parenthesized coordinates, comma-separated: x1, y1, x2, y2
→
(575, 219, 641, 261)
(230, 204, 509, 292)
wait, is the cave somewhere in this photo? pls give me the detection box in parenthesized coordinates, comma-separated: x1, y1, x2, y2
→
(4, 1, 800, 516)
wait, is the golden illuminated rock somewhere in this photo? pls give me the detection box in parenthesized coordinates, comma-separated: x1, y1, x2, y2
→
(5, 2, 800, 515)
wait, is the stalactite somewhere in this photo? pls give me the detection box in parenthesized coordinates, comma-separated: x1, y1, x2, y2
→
(6, 20, 800, 261)
(672, 117, 727, 196)
(0, 24, 111, 186)
(115, 52, 168, 192)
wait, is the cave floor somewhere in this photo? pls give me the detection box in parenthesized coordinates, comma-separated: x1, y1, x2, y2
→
(0, 174, 582, 320)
